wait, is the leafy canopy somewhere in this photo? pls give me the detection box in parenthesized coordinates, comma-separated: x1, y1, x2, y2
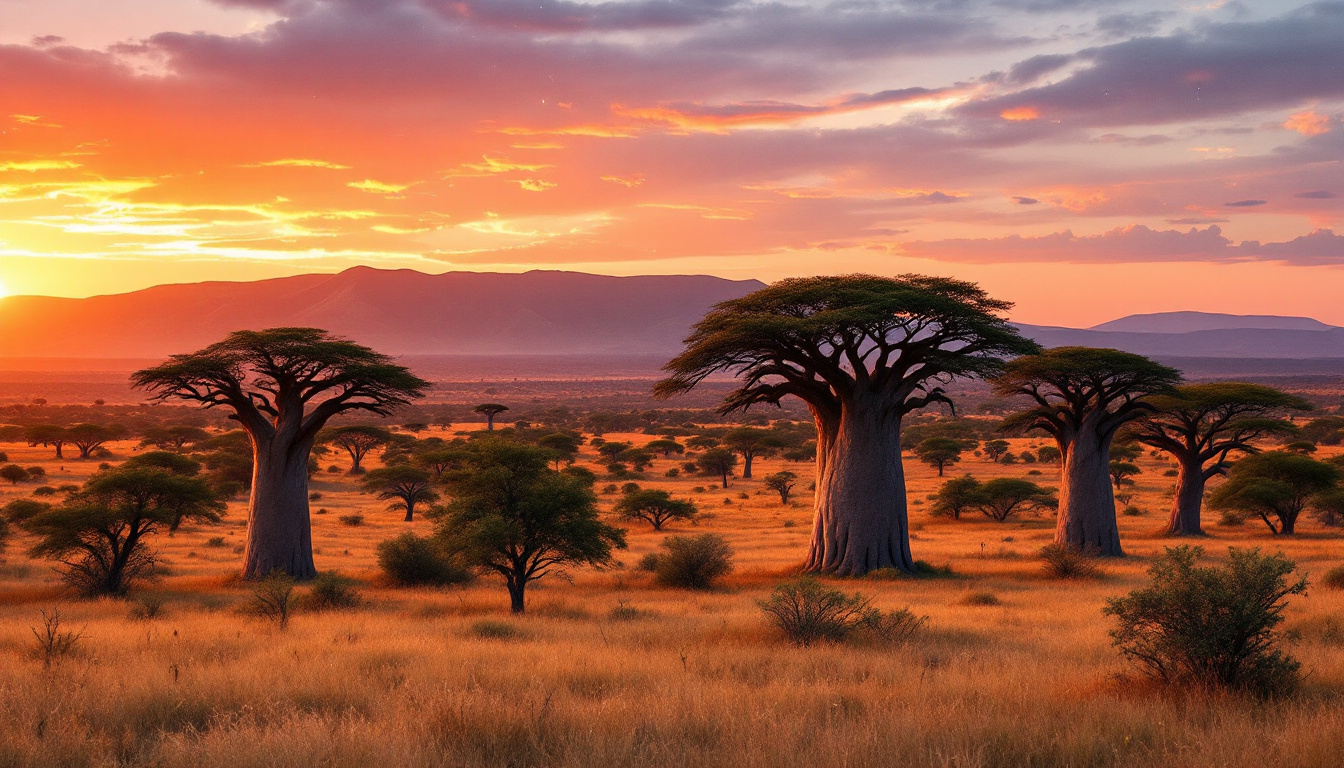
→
(656, 274, 1039, 419)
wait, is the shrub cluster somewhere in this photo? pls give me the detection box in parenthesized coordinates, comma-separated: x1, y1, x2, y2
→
(376, 532, 471, 587)
(650, 533, 734, 590)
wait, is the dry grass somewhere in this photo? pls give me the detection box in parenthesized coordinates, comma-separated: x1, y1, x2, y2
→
(1, 430, 1343, 766)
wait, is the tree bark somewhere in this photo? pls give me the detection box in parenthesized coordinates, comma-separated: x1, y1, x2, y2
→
(507, 578, 526, 613)
(1055, 421, 1123, 556)
(1165, 458, 1207, 535)
(243, 441, 317, 580)
(804, 396, 914, 576)
(742, 453, 754, 479)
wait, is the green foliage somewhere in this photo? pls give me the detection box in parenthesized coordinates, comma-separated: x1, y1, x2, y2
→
(0, 464, 29, 484)
(435, 440, 625, 612)
(613, 489, 698, 530)
(763, 470, 798, 504)
(930, 475, 981, 520)
(362, 465, 438, 521)
(1103, 546, 1307, 696)
(23, 466, 225, 595)
(248, 570, 296, 629)
(915, 437, 964, 476)
(320, 425, 393, 473)
(696, 447, 738, 487)
(1109, 460, 1142, 488)
(758, 577, 874, 646)
(930, 476, 1055, 521)
(376, 532, 471, 587)
(1036, 445, 1061, 464)
(653, 533, 734, 590)
(982, 439, 1011, 462)
(305, 571, 362, 610)
(1209, 451, 1341, 535)
(4, 498, 51, 523)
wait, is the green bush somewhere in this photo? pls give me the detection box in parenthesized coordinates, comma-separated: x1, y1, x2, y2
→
(306, 571, 362, 610)
(337, 514, 364, 527)
(1103, 546, 1307, 696)
(653, 533, 734, 590)
(758, 577, 873, 646)
(376, 532, 471, 587)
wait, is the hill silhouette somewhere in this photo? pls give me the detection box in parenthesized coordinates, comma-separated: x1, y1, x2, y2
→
(0, 267, 764, 358)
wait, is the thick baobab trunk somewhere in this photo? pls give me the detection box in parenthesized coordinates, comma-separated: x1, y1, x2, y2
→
(243, 442, 317, 580)
(1165, 458, 1207, 536)
(804, 398, 914, 576)
(1055, 429, 1123, 556)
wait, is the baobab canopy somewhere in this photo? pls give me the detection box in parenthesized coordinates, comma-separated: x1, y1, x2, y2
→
(657, 274, 1039, 576)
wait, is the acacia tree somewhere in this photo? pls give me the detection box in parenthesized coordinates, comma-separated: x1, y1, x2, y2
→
(133, 328, 428, 579)
(763, 470, 798, 504)
(25, 425, 68, 459)
(436, 441, 625, 612)
(915, 437, 964, 476)
(24, 466, 224, 594)
(613, 489, 698, 530)
(722, 427, 785, 479)
(972, 478, 1057, 522)
(1209, 451, 1340, 535)
(696, 447, 739, 488)
(996, 348, 1181, 556)
(320, 424, 391, 474)
(657, 274, 1037, 576)
(66, 422, 129, 459)
(139, 425, 211, 452)
(474, 403, 510, 431)
(362, 465, 438, 521)
(1126, 383, 1311, 535)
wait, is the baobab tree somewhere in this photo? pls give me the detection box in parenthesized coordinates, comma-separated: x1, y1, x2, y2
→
(996, 347, 1181, 556)
(133, 328, 428, 579)
(657, 274, 1037, 576)
(1128, 383, 1312, 535)
(474, 403, 509, 431)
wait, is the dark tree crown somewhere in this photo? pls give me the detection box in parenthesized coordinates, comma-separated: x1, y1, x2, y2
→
(131, 328, 428, 441)
(995, 347, 1182, 441)
(655, 274, 1040, 419)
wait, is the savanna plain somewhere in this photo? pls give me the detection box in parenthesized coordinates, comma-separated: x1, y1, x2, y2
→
(1, 376, 1343, 768)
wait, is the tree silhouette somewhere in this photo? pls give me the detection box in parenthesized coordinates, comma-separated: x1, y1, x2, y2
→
(66, 422, 129, 459)
(474, 403, 510, 431)
(25, 425, 68, 459)
(696, 447, 739, 488)
(763, 470, 799, 505)
(982, 439, 1011, 462)
(362, 465, 438, 521)
(658, 275, 1037, 575)
(139, 425, 211, 452)
(996, 347, 1181, 556)
(1127, 383, 1311, 535)
(320, 424, 392, 474)
(133, 328, 428, 579)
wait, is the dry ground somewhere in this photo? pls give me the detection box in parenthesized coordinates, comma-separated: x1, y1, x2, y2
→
(1, 429, 1342, 767)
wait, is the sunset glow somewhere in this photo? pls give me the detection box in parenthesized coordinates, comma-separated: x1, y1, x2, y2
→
(0, 0, 1340, 323)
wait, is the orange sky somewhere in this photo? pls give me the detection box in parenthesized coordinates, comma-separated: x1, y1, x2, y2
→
(0, 0, 1341, 326)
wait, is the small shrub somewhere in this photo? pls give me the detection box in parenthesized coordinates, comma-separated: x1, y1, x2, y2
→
(376, 532, 471, 586)
(758, 577, 873, 646)
(664, 468, 680, 478)
(128, 594, 166, 620)
(607, 601, 646, 621)
(1164, 469, 1179, 477)
(621, 482, 641, 494)
(306, 571, 362, 610)
(30, 607, 82, 667)
(327, 465, 341, 473)
(654, 533, 734, 590)
(248, 570, 295, 629)
(783, 519, 797, 528)
(1321, 564, 1344, 590)
(602, 484, 618, 494)
(205, 536, 226, 547)
(1218, 509, 1247, 526)
(471, 619, 521, 640)
(1039, 544, 1102, 579)
(856, 607, 927, 646)
(315, 508, 328, 515)
(1122, 505, 1144, 517)
(692, 486, 706, 493)
(337, 514, 364, 527)
(32, 486, 57, 497)
(309, 492, 323, 501)
(1104, 546, 1307, 696)
(636, 552, 660, 572)
(960, 591, 1000, 606)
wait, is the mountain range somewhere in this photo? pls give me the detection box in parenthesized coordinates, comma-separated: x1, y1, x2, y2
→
(0, 267, 1339, 361)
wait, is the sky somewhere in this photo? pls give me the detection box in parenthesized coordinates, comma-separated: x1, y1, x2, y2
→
(0, 0, 1341, 326)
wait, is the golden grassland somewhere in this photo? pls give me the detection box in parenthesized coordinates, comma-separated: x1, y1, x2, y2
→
(1, 430, 1343, 767)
